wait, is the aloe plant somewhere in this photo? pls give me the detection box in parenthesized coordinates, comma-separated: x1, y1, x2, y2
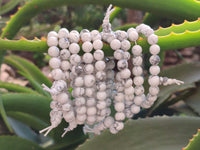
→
(0, 0, 200, 150)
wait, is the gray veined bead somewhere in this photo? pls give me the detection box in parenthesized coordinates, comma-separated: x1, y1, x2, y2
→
(149, 55, 160, 65)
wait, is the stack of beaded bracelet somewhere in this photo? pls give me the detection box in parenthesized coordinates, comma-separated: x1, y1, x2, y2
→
(40, 4, 184, 137)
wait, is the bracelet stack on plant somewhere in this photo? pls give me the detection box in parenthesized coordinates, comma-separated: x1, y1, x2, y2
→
(40, 4, 184, 137)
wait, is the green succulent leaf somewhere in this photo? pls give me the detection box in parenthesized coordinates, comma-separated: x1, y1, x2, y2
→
(4, 55, 51, 87)
(184, 129, 200, 150)
(0, 136, 44, 150)
(77, 116, 200, 150)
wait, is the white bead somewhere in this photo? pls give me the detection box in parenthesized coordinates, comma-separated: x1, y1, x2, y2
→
(147, 94, 157, 102)
(94, 49, 104, 61)
(70, 54, 81, 65)
(81, 32, 92, 42)
(61, 61, 70, 71)
(115, 30, 128, 41)
(150, 44, 160, 55)
(47, 31, 58, 38)
(76, 106, 87, 114)
(131, 104, 140, 114)
(83, 53, 93, 64)
(134, 96, 144, 105)
(125, 94, 134, 101)
(123, 78, 133, 88)
(96, 71, 106, 81)
(69, 43, 80, 54)
(127, 27, 136, 35)
(114, 102, 125, 112)
(80, 29, 89, 36)
(96, 82, 107, 91)
(91, 30, 101, 41)
(72, 87, 85, 97)
(109, 125, 118, 134)
(96, 91, 107, 100)
(120, 68, 131, 79)
(115, 82, 124, 92)
(51, 68, 63, 80)
(95, 61, 106, 71)
(68, 32, 80, 43)
(148, 75, 160, 86)
(76, 114, 87, 122)
(60, 49, 70, 60)
(132, 45, 142, 56)
(132, 56, 143, 66)
(93, 40, 103, 50)
(114, 49, 124, 60)
(106, 59, 115, 69)
(106, 98, 112, 106)
(63, 71, 70, 80)
(114, 121, 124, 131)
(128, 31, 139, 41)
(117, 59, 128, 71)
(147, 34, 158, 45)
(84, 75, 95, 87)
(141, 27, 154, 37)
(136, 24, 148, 33)
(114, 92, 124, 102)
(149, 65, 160, 75)
(47, 37, 58, 47)
(149, 86, 159, 95)
(74, 97, 86, 106)
(125, 108, 133, 118)
(135, 85, 144, 95)
(133, 76, 144, 86)
(102, 32, 116, 43)
(87, 107, 97, 116)
(116, 72, 123, 82)
(149, 55, 160, 65)
(86, 98, 96, 107)
(85, 88, 95, 97)
(124, 86, 134, 95)
(115, 112, 125, 121)
(110, 39, 121, 50)
(132, 66, 143, 76)
(59, 38, 70, 49)
(97, 101, 107, 109)
(123, 52, 130, 60)
(121, 40, 131, 51)
(104, 117, 114, 128)
(82, 41, 93, 52)
(106, 70, 115, 79)
(56, 92, 69, 104)
(74, 76, 84, 87)
(63, 111, 75, 122)
(87, 115, 96, 124)
(48, 46, 59, 57)
(84, 64, 94, 74)
(58, 28, 69, 38)
(49, 57, 61, 69)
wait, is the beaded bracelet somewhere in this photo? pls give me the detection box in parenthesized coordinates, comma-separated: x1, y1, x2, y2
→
(40, 4, 184, 137)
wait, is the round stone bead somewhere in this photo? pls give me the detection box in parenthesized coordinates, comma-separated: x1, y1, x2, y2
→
(115, 112, 125, 121)
(69, 43, 80, 54)
(125, 94, 134, 101)
(114, 49, 124, 60)
(96, 82, 107, 91)
(106, 59, 115, 69)
(114, 102, 125, 112)
(93, 40, 103, 50)
(74, 76, 84, 87)
(134, 85, 144, 95)
(128, 31, 139, 41)
(124, 86, 134, 95)
(120, 68, 131, 79)
(123, 52, 130, 60)
(95, 60, 106, 71)
(123, 78, 133, 88)
(58, 28, 69, 38)
(56, 92, 69, 104)
(141, 27, 154, 37)
(87, 116, 96, 125)
(59, 38, 70, 49)
(133, 76, 144, 86)
(115, 82, 124, 92)
(70, 54, 81, 65)
(147, 34, 158, 45)
(114, 92, 124, 102)
(127, 27, 136, 35)
(47, 31, 58, 38)
(97, 101, 107, 109)
(81, 32, 92, 42)
(80, 29, 89, 36)
(147, 94, 157, 102)
(68, 31, 80, 43)
(132, 45, 142, 56)
(76, 106, 87, 114)
(109, 125, 118, 134)
(134, 96, 144, 106)
(96, 71, 106, 81)
(121, 40, 131, 51)
(47, 37, 58, 47)
(60, 49, 70, 60)
(149, 65, 160, 75)
(84, 75, 95, 87)
(110, 39, 121, 50)
(136, 24, 149, 33)
(150, 44, 160, 55)
(63, 111, 75, 122)
(51, 68, 63, 80)
(114, 121, 124, 131)
(132, 56, 143, 66)
(94, 49, 104, 60)
(87, 107, 97, 116)
(48, 46, 59, 57)
(85, 88, 95, 97)
(91, 30, 101, 41)
(148, 75, 160, 86)
(74, 97, 86, 106)
(49, 57, 61, 69)
(132, 66, 143, 76)
(117, 59, 128, 71)
(115, 30, 128, 41)
(96, 91, 107, 100)
(63, 71, 70, 80)
(83, 53, 93, 64)
(82, 41, 93, 53)
(149, 86, 159, 95)
(61, 61, 70, 71)
(86, 98, 96, 107)
(131, 104, 140, 114)
(72, 87, 85, 97)
(103, 32, 116, 43)
(104, 117, 115, 128)
(84, 64, 94, 74)
(149, 55, 160, 65)
(76, 114, 87, 122)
